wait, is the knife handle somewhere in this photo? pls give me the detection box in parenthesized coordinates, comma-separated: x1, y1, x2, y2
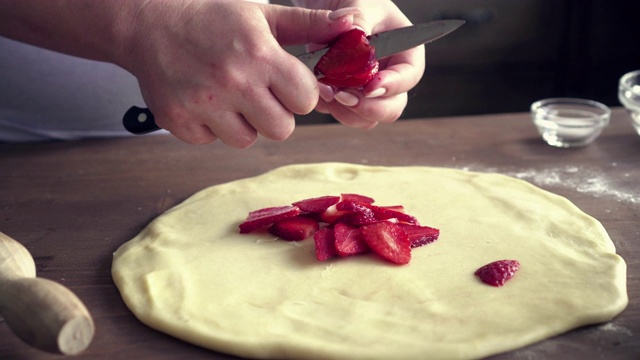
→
(0, 232, 95, 355)
(123, 106, 160, 134)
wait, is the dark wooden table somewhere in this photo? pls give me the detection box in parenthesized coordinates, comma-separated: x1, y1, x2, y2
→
(1, 108, 638, 359)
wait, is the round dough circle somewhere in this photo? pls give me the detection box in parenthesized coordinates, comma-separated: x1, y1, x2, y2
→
(112, 163, 627, 359)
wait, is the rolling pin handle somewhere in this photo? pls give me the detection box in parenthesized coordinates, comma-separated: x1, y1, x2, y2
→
(0, 278, 95, 355)
(0, 232, 95, 355)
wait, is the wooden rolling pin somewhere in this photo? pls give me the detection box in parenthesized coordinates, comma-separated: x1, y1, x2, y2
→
(0, 231, 94, 355)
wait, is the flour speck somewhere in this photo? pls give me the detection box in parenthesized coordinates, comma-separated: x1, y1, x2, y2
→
(460, 165, 639, 204)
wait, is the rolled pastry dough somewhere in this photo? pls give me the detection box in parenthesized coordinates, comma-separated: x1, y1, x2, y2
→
(112, 163, 627, 359)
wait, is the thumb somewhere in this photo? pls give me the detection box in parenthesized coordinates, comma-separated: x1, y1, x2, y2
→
(262, 5, 358, 46)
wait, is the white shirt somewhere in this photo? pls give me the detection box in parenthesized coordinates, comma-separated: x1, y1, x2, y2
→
(0, 36, 147, 142)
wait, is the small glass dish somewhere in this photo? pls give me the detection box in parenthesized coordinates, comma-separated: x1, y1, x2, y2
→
(618, 70, 640, 137)
(530, 98, 611, 148)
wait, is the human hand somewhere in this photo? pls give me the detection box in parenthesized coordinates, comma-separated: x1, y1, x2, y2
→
(119, 1, 354, 146)
(293, 0, 426, 129)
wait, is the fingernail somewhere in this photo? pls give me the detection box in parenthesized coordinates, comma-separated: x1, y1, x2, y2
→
(366, 87, 386, 98)
(319, 84, 335, 103)
(334, 91, 359, 107)
(328, 7, 359, 21)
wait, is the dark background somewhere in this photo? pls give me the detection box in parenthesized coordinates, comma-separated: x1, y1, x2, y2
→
(274, 0, 640, 123)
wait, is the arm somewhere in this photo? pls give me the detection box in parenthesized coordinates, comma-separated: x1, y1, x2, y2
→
(0, 0, 134, 64)
(0, 0, 354, 146)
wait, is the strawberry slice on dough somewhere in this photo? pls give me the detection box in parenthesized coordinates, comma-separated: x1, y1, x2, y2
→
(239, 194, 440, 266)
(334, 223, 369, 257)
(269, 217, 320, 241)
(474, 259, 520, 287)
(238, 205, 301, 233)
(292, 195, 340, 213)
(313, 228, 337, 261)
(361, 222, 411, 265)
(398, 224, 440, 248)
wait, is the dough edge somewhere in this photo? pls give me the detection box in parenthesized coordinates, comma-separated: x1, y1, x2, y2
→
(112, 162, 628, 360)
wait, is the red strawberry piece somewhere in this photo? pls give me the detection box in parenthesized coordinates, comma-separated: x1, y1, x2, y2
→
(315, 29, 379, 88)
(313, 228, 337, 261)
(474, 260, 520, 287)
(334, 223, 369, 257)
(371, 205, 419, 225)
(361, 222, 411, 265)
(238, 205, 301, 233)
(398, 224, 440, 248)
(341, 193, 375, 204)
(298, 211, 325, 223)
(292, 195, 340, 213)
(269, 217, 320, 241)
(336, 200, 375, 216)
(378, 205, 405, 212)
(334, 199, 376, 225)
(337, 212, 379, 227)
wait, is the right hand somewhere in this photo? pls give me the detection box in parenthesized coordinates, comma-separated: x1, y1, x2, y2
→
(120, 1, 354, 147)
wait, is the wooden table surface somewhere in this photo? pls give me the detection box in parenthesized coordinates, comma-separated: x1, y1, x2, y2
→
(1, 108, 638, 359)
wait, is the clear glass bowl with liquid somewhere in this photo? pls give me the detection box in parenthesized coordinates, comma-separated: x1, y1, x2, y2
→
(531, 98, 611, 148)
(618, 70, 640, 137)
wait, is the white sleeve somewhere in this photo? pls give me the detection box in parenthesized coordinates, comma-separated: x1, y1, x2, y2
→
(0, 37, 147, 142)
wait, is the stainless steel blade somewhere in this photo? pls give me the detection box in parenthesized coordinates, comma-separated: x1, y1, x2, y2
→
(296, 20, 465, 72)
(370, 20, 464, 59)
(296, 48, 329, 73)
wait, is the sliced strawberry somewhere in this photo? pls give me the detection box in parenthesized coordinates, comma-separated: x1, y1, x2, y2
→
(333, 199, 376, 226)
(336, 200, 375, 216)
(239, 194, 441, 266)
(474, 260, 520, 287)
(315, 29, 379, 88)
(371, 205, 419, 225)
(398, 224, 440, 248)
(238, 205, 301, 233)
(360, 222, 411, 265)
(292, 195, 340, 213)
(313, 228, 337, 261)
(337, 212, 379, 227)
(334, 223, 369, 257)
(298, 211, 325, 223)
(269, 217, 320, 241)
(340, 193, 375, 204)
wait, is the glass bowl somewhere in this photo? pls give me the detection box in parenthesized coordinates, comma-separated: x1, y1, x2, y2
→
(618, 70, 640, 137)
(530, 98, 611, 148)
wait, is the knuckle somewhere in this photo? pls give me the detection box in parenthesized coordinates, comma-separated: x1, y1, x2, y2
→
(267, 121, 295, 141)
(229, 132, 258, 149)
(183, 128, 218, 145)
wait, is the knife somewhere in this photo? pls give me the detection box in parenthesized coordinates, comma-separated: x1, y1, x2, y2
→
(122, 19, 465, 134)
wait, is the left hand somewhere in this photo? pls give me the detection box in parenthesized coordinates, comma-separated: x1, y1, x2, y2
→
(295, 0, 426, 129)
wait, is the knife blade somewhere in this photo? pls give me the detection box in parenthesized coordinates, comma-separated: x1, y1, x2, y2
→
(123, 20, 465, 135)
(297, 20, 465, 75)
